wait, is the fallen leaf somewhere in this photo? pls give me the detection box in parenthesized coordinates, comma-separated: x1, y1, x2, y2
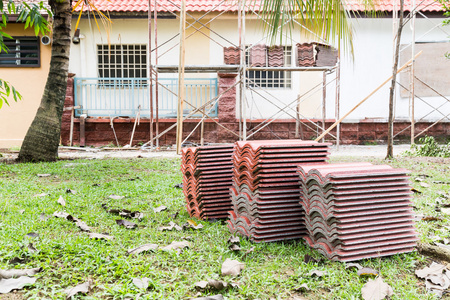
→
(294, 283, 310, 291)
(57, 196, 66, 207)
(116, 219, 137, 229)
(19, 210, 25, 214)
(195, 280, 209, 289)
(53, 211, 71, 219)
(421, 216, 443, 222)
(153, 205, 167, 213)
(171, 212, 179, 219)
(441, 207, 450, 215)
(173, 183, 183, 189)
(159, 221, 183, 232)
(161, 241, 190, 253)
(88, 233, 113, 240)
(109, 194, 124, 200)
(37, 174, 51, 177)
(425, 280, 445, 298)
(8, 257, 28, 265)
(0, 276, 37, 294)
(411, 188, 422, 194)
(229, 244, 241, 251)
(228, 236, 240, 244)
(191, 294, 224, 300)
(66, 189, 76, 194)
(127, 244, 158, 255)
(346, 263, 363, 270)
(101, 204, 143, 220)
(75, 220, 91, 232)
(132, 277, 149, 290)
(0, 268, 41, 279)
(420, 182, 431, 188)
(184, 221, 203, 230)
(25, 232, 39, 238)
(361, 277, 393, 300)
(65, 280, 91, 299)
(304, 255, 320, 264)
(358, 268, 379, 276)
(243, 247, 255, 257)
(221, 258, 245, 276)
(27, 243, 38, 253)
(414, 177, 424, 182)
(39, 213, 50, 221)
(308, 270, 326, 277)
(416, 263, 446, 279)
(34, 193, 49, 197)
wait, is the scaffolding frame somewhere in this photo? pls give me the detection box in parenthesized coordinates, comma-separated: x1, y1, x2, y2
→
(144, 0, 342, 152)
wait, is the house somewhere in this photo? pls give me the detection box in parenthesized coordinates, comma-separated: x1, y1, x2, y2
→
(0, 4, 52, 148)
(1, 0, 448, 148)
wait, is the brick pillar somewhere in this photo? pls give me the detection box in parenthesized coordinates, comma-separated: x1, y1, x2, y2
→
(60, 75, 75, 145)
(217, 73, 238, 143)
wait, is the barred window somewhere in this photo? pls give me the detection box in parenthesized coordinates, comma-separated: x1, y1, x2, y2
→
(246, 46, 291, 88)
(97, 44, 147, 85)
(0, 37, 40, 67)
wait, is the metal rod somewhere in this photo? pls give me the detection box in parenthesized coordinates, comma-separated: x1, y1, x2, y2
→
(335, 56, 341, 149)
(238, 0, 243, 139)
(411, 0, 416, 145)
(154, 0, 160, 148)
(322, 71, 326, 143)
(176, 0, 186, 154)
(242, 3, 247, 141)
(148, 0, 154, 149)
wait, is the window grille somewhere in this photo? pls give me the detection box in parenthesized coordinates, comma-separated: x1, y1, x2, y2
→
(0, 37, 40, 67)
(97, 44, 147, 86)
(246, 46, 292, 88)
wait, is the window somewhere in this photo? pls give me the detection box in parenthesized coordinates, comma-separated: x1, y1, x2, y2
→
(0, 37, 40, 67)
(97, 44, 147, 86)
(246, 46, 291, 88)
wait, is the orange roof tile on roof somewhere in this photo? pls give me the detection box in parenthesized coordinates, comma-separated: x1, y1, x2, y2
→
(78, 0, 444, 13)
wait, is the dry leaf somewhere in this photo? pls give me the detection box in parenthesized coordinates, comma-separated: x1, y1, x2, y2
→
(425, 280, 445, 298)
(361, 277, 393, 300)
(221, 258, 245, 276)
(19, 210, 25, 214)
(88, 233, 113, 240)
(173, 183, 183, 189)
(191, 294, 224, 300)
(184, 220, 203, 230)
(358, 268, 379, 276)
(37, 174, 51, 177)
(109, 194, 124, 200)
(441, 207, 450, 215)
(116, 219, 137, 229)
(127, 244, 158, 255)
(57, 196, 66, 207)
(195, 280, 209, 289)
(25, 232, 39, 238)
(346, 263, 363, 270)
(161, 241, 190, 253)
(228, 236, 240, 244)
(132, 277, 149, 290)
(229, 244, 241, 251)
(39, 213, 50, 221)
(411, 188, 422, 194)
(75, 220, 91, 232)
(27, 243, 38, 253)
(304, 255, 320, 264)
(420, 182, 431, 188)
(0, 276, 37, 294)
(101, 204, 143, 220)
(153, 205, 167, 213)
(34, 193, 49, 197)
(421, 216, 443, 222)
(0, 268, 41, 279)
(66, 189, 76, 194)
(308, 270, 326, 277)
(415, 263, 446, 279)
(294, 283, 310, 291)
(53, 211, 71, 219)
(65, 280, 91, 299)
(159, 221, 183, 232)
(414, 177, 424, 182)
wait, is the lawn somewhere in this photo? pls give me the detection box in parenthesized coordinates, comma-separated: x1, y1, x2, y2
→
(0, 154, 448, 299)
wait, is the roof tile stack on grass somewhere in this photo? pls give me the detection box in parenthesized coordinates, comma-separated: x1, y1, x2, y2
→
(227, 140, 331, 242)
(297, 162, 418, 261)
(181, 145, 234, 220)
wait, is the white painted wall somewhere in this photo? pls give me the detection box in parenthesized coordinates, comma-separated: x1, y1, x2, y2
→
(69, 14, 449, 122)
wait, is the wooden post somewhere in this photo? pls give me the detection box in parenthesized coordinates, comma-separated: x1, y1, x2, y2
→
(295, 94, 300, 139)
(200, 107, 205, 146)
(176, 0, 186, 154)
(80, 114, 86, 147)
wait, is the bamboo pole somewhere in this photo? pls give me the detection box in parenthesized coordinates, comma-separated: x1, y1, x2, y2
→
(148, 0, 154, 149)
(176, 0, 186, 154)
(315, 51, 423, 142)
(322, 71, 326, 143)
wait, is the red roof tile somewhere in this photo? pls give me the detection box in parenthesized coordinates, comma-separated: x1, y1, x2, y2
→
(78, 0, 444, 13)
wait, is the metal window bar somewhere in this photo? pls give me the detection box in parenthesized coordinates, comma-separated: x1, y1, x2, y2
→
(74, 77, 218, 118)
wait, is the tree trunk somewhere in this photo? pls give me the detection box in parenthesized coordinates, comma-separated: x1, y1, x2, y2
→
(386, 0, 404, 159)
(18, 0, 72, 162)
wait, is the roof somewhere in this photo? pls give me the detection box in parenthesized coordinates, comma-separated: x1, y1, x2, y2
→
(80, 0, 444, 13)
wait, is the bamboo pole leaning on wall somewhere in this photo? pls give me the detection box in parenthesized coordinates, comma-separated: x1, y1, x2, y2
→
(176, 0, 186, 154)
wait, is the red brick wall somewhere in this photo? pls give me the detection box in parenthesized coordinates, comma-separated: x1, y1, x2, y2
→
(60, 76, 450, 147)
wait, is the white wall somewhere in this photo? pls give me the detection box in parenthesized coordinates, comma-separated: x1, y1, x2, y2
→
(69, 14, 449, 122)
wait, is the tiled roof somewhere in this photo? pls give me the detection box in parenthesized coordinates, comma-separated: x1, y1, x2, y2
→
(77, 0, 444, 13)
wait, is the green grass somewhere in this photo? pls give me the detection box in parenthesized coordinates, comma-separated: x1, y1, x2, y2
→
(0, 156, 448, 299)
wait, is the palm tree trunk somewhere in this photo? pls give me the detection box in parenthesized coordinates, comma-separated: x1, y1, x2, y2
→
(18, 0, 72, 162)
(386, 0, 404, 159)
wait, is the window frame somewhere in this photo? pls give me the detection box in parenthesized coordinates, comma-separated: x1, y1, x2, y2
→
(245, 45, 292, 89)
(97, 44, 148, 87)
(0, 36, 41, 68)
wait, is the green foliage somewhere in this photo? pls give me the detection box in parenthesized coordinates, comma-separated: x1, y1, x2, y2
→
(404, 136, 450, 158)
(0, 79, 22, 108)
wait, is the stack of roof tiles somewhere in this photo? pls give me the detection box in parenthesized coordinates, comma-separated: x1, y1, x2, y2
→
(227, 140, 331, 243)
(223, 46, 240, 65)
(181, 145, 234, 220)
(297, 162, 418, 262)
(296, 43, 316, 67)
(315, 44, 338, 67)
(268, 46, 284, 67)
(249, 44, 267, 67)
